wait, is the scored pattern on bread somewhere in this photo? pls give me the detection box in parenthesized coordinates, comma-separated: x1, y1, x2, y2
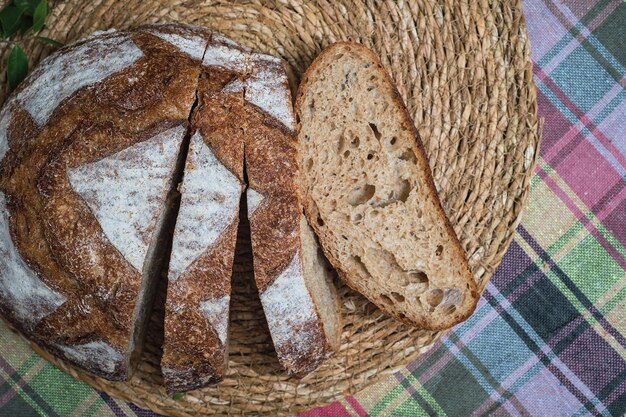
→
(0, 192, 66, 329)
(243, 55, 340, 375)
(296, 42, 478, 330)
(67, 125, 185, 272)
(18, 32, 144, 127)
(141, 25, 209, 61)
(0, 25, 206, 380)
(168, 131, 243, 281)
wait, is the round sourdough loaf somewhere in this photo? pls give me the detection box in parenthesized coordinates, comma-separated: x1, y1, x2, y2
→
(0, 24, 341, 389)
(0, 24, 212, 380)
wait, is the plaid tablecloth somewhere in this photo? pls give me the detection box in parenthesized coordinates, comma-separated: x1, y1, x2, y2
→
(0, 0, 624, 416)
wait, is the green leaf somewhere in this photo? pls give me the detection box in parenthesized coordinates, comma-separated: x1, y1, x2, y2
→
(15, 0, 40, 16)
(172, 392, 184, 401)
(7, 45, 28, 91)
(36, 35, 62, 47)
(0, 6, 23, 38)
(19, 15, 33, 36)
(32, 0, 47, 33)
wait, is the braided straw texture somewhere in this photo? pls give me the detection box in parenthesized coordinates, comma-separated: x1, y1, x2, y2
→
(0, 0, 539, 415)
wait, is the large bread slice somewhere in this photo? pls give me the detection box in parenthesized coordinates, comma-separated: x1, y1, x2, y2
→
(295, 42, 478, 330)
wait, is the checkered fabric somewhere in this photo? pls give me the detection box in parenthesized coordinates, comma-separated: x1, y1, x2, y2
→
(0, 0, 624, 416)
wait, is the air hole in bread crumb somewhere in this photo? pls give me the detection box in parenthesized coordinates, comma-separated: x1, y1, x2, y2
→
(369, 75, 376, 81)
(309, 99, 315, 110)
(306, 158, 313, 171)
(344, 150, 350, 158)
(337, 134, 345, 152)
(396, 179, 411, 202)
(367, 152, 375, 160)
(369, 123, 382, 140)
(400, 148, 417, 163)
(390, 137, 397, 146)
(349, 97, 353, 102)
(352, 213, 363, 222)
(391, 292, 405, 303)
(317, 215, 325, 227)
(407, 271, 428, 284)
(442, 304, 457, 315)
(367, 85, 375, 91)
(380, 294, 393, 304)
(397, 313, 406, 320)
(350, 136, 360, 148)
(435, 245, 443, 257)
(371, 209, 380, 216)
(348, 184, 375, 206)
(426, 289, 444, 307)
(352, 255, 369, 276)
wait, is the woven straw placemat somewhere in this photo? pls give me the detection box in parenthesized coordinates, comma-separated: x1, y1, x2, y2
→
(0, 0, 539, 415)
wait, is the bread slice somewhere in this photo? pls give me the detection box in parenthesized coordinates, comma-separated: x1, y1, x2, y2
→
(242, 52, 341, 376)
(295, 42, 478, 330)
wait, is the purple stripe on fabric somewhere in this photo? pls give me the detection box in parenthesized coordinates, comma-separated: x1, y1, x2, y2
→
(535, 66, 626, 169)
(539, 168, 626, 272)
(406, 340, 453, 385)
(345, 396, 370, 417)
(0, 356, 23, 408)
(99, 392, 128, 417)
(542, 77, 626, 168)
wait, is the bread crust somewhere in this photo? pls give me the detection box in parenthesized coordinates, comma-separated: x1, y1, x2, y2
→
(295, 42, 478, 330)
(161, 61, 246, 390)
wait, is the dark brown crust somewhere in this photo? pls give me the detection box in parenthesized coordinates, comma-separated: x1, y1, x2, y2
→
(0, 26, 204, 380)
(161, 56, 246, 390)
(244, 89, 333, 376)
(295, 42, 478, 330)
(162, 219, 239, 391)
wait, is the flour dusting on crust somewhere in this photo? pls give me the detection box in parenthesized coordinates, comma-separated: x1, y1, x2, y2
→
(199, 295, 230, 346)
(260, 252, 316, 348)
(168, 131, 242, 281)
(246, 188, 265, 217)
(18, 32, 144, 126)
(244, 56, 295, 130)
(56, 340, 123, 375)
(67, 125, 185, 272)
(143, 28, 208, 61)
(203, 39, 250, 73)
(0, 192, 66, 328)
(0, 105, 12, 162)
(202, 35, 295, 129)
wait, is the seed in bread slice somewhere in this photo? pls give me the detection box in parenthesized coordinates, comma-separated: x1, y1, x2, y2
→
(295, 42, 478, 330)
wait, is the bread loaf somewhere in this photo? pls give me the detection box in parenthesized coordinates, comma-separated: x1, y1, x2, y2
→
(0, 24, 210, 379)
(0, 25, 341, 389)
(296, 42, 478, 330)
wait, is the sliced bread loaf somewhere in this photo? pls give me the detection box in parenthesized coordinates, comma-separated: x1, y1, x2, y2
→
(295, 42, 478, 330)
